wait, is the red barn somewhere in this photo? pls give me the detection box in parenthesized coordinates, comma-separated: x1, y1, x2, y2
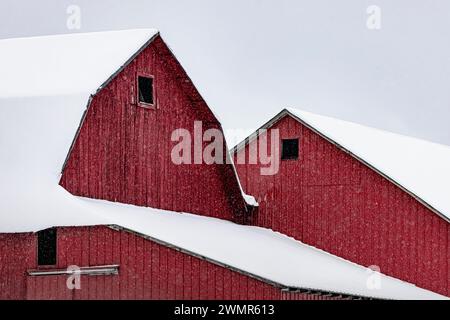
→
(0, 30, 444, 300)
(232, 108, 450, 297)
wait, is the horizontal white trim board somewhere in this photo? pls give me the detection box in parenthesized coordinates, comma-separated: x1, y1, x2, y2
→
(27, 264, 119, 277)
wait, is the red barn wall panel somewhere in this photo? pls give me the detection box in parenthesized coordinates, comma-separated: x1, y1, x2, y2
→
(60, 35, 245, 222)
(234, 115, 450, 297)
(14, 226, 340, 300)
(0, 233, 35, 300)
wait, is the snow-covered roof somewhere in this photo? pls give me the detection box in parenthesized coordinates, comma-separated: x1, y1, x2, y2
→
(0, 32, 444, 300)
(6, 194, 447, 300)
(232, 108, 450, 223)
(0, 29, 159, 97)
(84, 199, 447, 300)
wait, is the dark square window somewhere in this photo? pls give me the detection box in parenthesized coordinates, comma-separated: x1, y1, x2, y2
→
(138, 76, 154, 105)
(281, 138, 299, 160)
(37, 228, 57, 266)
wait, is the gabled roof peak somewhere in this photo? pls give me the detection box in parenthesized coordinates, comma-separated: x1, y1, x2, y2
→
(233, 107, 450, 222)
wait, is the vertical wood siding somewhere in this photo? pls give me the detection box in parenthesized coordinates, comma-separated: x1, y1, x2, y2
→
(60, 36, 246, 222)
(234, 115, 450, 297)
(0, 233, 35, 299)
(0, 226, 337, 300)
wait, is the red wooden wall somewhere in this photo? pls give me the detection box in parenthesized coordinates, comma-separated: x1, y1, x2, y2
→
(234, 114, 450, 297)
(0, 233, 35, 299)
(0, 226, 339, 300)
(60, 35, 246, 222)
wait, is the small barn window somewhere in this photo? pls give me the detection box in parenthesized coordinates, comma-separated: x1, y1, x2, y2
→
(37, 228, 57, 266)
(138, 75, 154, 105)
(281, 139, 299, 160)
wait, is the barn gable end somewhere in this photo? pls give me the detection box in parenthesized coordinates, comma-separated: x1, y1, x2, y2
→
(60, 35, 248, 222)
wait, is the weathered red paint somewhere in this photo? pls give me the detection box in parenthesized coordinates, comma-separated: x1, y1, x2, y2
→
(0, 233, 35, 300)
(234, 114, 450, 297)
(60, 35, 247, 222)
(0, 226, 341, 300)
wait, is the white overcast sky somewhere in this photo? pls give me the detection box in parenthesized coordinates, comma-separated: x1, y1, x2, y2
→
(1, 0, 449, 146)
